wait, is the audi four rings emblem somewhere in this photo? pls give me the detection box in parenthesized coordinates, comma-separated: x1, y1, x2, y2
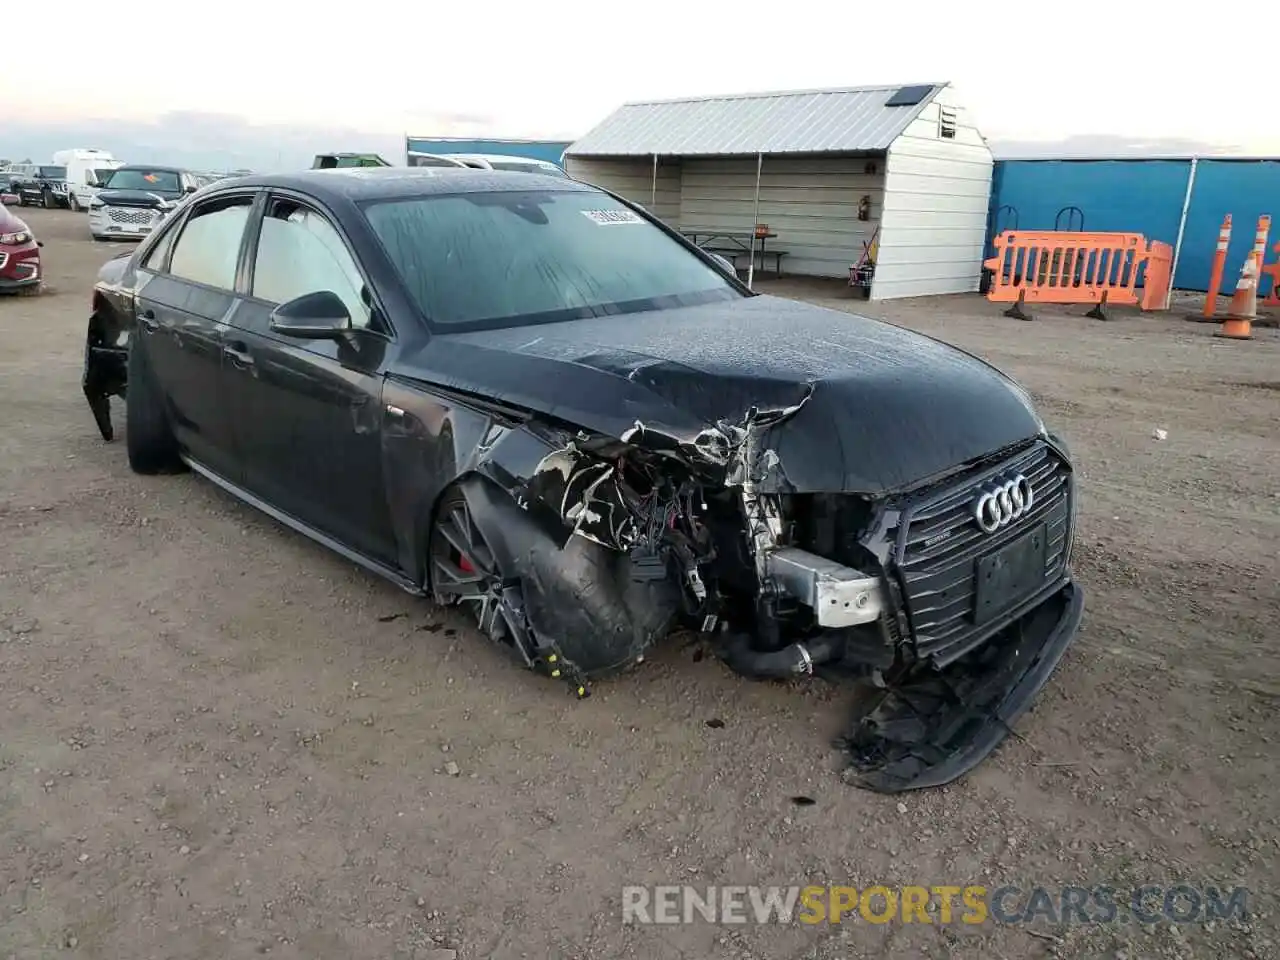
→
(973, 474, 1035, 534)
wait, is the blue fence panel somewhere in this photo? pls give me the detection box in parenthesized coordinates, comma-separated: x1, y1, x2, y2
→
(1177, 160, 1280, 294)
(989, 158, 1280, 292)
(990, 159, 1190, 244)
(405, 138, 572, 167)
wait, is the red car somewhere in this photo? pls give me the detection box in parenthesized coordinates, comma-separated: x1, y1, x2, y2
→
(0, 203, 41, 292)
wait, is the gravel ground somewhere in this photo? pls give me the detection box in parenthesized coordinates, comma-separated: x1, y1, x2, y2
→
(2, 207, 1277, 960)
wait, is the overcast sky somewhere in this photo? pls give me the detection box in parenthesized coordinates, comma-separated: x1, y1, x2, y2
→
(2, 2, 1274, 154)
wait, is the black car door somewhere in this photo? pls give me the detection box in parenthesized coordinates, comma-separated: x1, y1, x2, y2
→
(223, 192, 398, 566)
(134, 191, 257, 482)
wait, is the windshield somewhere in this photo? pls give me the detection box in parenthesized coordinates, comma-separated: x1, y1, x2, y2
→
(37, 166, 67, 178)
(91, 168, 116, 184)
(101, 168, 181, 192)
(489, 160, 568, 178)
(363, 189, 739, 330)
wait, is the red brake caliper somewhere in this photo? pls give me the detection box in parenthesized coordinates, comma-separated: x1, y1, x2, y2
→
(457, 554, 474, 574)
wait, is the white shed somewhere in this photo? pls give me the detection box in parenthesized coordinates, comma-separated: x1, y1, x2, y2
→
(564, 82, 994, 300)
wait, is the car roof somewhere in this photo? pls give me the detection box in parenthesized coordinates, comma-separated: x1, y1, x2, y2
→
(216, 167, 595, 202)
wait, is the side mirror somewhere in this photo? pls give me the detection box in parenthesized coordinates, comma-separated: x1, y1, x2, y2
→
(268, 290, 353, 339)
(184, 184, 198, 194)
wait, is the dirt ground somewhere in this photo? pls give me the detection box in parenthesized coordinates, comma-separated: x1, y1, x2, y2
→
(1, 207, 1277, 960)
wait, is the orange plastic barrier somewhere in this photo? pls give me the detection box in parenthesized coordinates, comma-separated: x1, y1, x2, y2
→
(1261, 241, 1280, 307)
(984, 231, 1175, 321)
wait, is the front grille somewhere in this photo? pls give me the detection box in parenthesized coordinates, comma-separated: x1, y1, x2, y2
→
(0, 252, 7, 269)
(893, 442, 1072, 664)
(108, 207, 155, 225)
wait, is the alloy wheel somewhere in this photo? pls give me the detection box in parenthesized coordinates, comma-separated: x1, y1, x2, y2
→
(429, 493, 512, 643)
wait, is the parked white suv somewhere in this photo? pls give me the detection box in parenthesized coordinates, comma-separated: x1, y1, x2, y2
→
(406, 151, 568, 178)
(88, 166, 198, 241)
(445, 154, 569, 178)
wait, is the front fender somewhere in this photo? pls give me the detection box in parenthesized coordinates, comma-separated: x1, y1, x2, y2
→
(380, 375, 568, 585)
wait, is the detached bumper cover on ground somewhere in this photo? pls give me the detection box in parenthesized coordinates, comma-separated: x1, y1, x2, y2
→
(843, 582, 1085, 791)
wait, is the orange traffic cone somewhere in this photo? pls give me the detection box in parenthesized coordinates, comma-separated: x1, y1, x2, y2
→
(1215, 251, 1259, 340)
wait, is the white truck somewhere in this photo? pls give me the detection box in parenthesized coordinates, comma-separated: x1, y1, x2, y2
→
(53, 149, 124, 211)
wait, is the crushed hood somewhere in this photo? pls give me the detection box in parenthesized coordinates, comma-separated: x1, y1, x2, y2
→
(403, 295, 1044, 494)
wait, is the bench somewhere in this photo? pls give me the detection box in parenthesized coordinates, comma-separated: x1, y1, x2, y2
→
(702, 246, 790, 276)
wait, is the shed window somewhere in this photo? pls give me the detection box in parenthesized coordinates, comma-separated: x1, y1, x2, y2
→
(939, 107, 958, 139)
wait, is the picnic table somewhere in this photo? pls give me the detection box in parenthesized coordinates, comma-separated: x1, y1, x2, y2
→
(682, 230, 787, 275)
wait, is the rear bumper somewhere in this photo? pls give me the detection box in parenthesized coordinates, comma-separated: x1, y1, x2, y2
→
(842, 580, 1085, 792)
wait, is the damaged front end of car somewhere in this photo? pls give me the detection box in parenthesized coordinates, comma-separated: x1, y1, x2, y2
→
(444, 390, 1083, 794)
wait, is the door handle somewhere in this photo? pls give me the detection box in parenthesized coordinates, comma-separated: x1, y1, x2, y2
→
(223, 341, 255, 368)
(137, 308, 158, 332)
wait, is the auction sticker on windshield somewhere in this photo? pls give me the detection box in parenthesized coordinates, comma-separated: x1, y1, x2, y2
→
(582, 209, 644, 225)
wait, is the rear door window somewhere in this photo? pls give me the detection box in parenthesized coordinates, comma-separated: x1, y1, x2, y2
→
(166, 195, 254, 290)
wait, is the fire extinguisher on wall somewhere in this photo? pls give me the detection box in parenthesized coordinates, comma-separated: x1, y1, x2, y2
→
(858, 195, 871, 221)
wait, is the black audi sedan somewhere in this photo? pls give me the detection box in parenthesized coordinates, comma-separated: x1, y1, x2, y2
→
(82, 168, 1083, 792)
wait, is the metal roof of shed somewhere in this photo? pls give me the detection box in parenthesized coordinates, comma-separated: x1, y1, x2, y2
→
(565, 83, 947, 158)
